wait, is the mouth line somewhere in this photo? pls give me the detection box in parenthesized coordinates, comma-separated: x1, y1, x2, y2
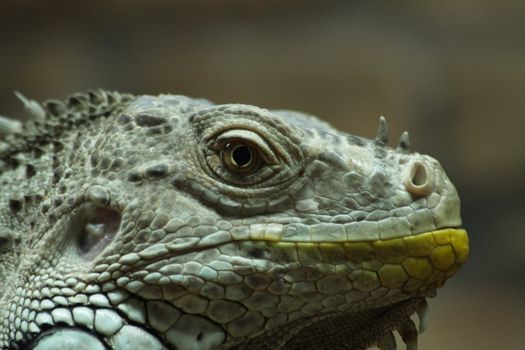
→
(247, 221, 465, 243)
(127, 227, 468, 271)
(248, 227, 469, 263)
(246, 228, 470, 288)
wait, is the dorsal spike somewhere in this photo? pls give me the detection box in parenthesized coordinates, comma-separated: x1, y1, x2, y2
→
(375, 115, 389, 145)
(0, 115, 22, 137)
(14, 91, 46, 121)
(397, 131, 411, 152)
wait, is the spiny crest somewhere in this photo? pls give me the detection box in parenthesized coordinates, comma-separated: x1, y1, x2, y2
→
(0, 89, 135, 164)
(41, 89, 134, 118)
(0, 116, 22, 138)
(14, 91, 46, 122)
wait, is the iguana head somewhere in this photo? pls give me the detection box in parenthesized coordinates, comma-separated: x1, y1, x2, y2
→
(0, 91, 468, 350)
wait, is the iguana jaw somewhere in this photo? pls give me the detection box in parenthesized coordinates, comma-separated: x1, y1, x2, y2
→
(240, 227, 468, 350)
(250, 228, 469, 291)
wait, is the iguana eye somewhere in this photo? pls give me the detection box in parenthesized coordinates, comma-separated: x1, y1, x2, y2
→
(220, 140, 263, 175)
(202, 128, 283, 185)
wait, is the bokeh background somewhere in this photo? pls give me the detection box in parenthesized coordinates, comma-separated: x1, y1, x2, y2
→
(1, 1, 524, 349)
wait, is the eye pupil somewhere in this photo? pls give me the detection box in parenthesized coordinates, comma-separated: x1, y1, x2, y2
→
(220, 141, 262, 175)
(231, 145, 252, 167)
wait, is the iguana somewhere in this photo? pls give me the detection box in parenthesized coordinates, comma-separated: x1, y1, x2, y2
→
(0, 90, 468, 350)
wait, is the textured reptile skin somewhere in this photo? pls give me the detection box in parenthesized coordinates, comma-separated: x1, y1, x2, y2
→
(0, 91, 468, 350)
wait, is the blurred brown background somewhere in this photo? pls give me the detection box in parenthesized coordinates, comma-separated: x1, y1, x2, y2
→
(1, 1, 524, 349)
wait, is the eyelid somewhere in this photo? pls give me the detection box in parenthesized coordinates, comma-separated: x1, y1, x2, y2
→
(215, 129, 278, 165)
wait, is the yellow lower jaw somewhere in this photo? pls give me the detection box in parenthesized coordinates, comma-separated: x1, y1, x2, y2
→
(370, 228, 469, 289)
(271, 228, 469, 292)
(345, 228, 469, 290)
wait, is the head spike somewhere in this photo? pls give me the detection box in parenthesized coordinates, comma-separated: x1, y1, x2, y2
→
(397, 131, 411, 152)
(375, 116, 389, 145)
(14, 91, 46, 121)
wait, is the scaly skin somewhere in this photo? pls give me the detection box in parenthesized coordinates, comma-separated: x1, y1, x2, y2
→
(0, 91, 468, 350)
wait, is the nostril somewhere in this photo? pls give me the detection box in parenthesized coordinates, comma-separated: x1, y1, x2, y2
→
(412, 162, 427, 186)
(405, 161, 433, 196)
